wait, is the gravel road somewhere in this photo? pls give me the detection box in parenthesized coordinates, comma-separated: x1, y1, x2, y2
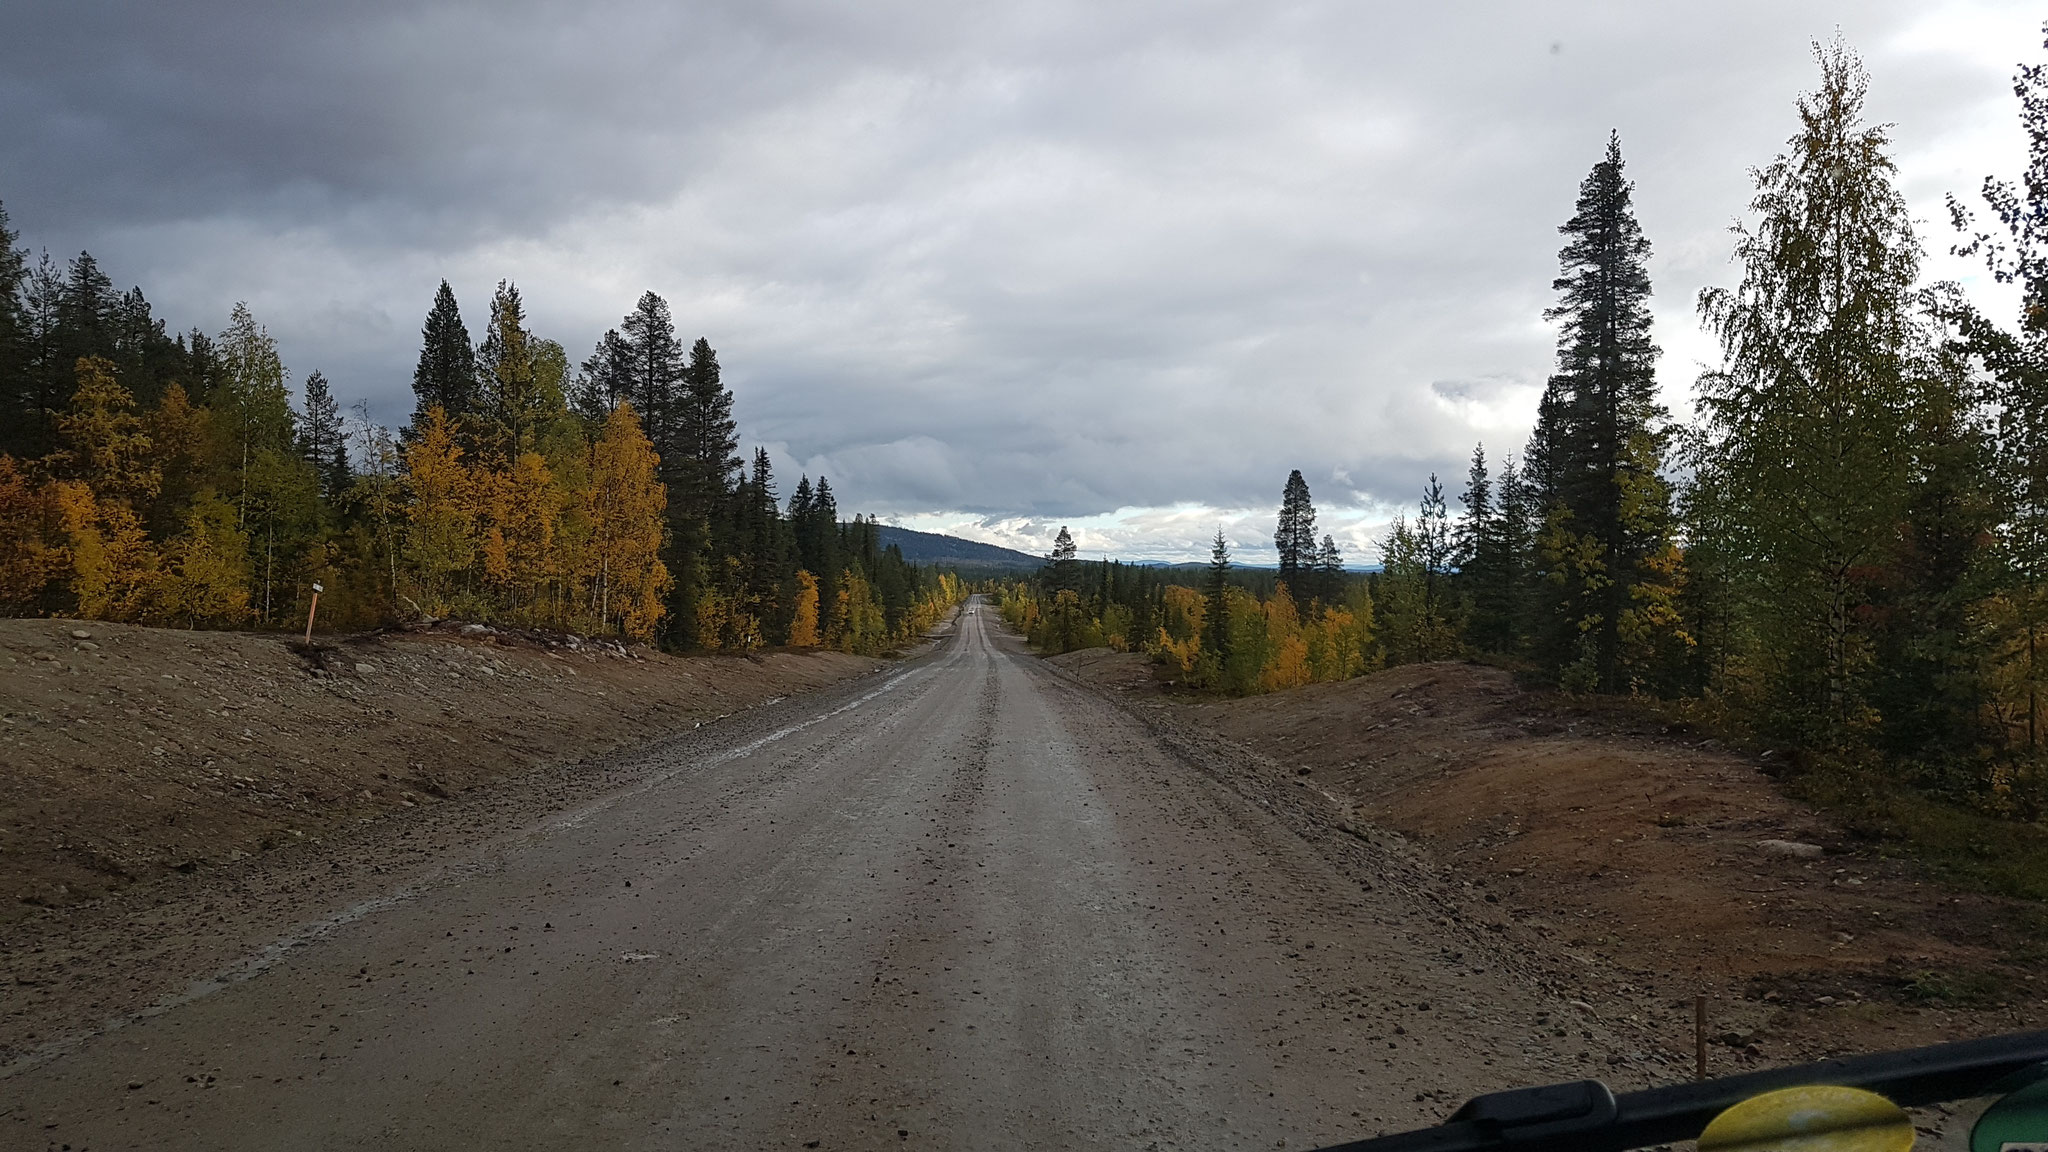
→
(5, 599, 1633, 1151)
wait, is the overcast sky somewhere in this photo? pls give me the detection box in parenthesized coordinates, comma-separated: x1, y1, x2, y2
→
(2, 1, 2038, 562)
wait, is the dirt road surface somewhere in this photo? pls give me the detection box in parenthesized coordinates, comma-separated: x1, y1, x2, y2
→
(6, 600, 1650, 1150)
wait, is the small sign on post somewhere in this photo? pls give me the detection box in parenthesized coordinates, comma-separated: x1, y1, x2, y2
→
(305, 582, 324, 644)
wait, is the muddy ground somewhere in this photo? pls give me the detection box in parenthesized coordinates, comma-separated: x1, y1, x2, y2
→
(1047, 649, 2048, 1075)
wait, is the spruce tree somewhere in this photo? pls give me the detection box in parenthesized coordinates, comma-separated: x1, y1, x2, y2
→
(1495, 453, 1533, 652)
(1314, 534, 1345, 605)
(665, 335, 739, 645)
(1202, 529, 1232, 668)
(410, 280, 476, 435)
(17, 253, 64, 457)
(1459, 443, 1516, 654)
(619, 292, 683, 455)
(1417, 473, 1456, 622)
(9, 251, 123, 458)
(1273, 470, 1317, 588)
(789, 475, 815, 543)
(181, 327, 224, 406)
(0, 233, 190, 446)
(575, 328, 632, 420)
(297, 370, 351, 501)
(58, 253, 115, 370)
(674, 336, 739, 519)
(1455, 443, 1493, 571)
(805, 476, 842, 637)
(810, 476, 839, 539)
(1379, 475, 1464, 664)
(1530, 131, 1669, 691)
(0, 202, 29, 458)
(474, 280, 543, 458)
(742, 446, 791, 635)
(103, 286, 187, 408)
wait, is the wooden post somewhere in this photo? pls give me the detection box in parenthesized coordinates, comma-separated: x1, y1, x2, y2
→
(304, 582, 324, 644)
(1695, 994, 1708, 1081)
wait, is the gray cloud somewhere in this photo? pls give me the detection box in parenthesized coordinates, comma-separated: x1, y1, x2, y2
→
(2, 1, 2037, 558)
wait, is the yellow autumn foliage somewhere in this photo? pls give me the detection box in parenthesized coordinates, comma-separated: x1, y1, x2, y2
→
(788, 570, 821, 647)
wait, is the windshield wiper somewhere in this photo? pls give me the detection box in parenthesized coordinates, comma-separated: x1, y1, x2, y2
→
(1312, 1028, 2048, 1152)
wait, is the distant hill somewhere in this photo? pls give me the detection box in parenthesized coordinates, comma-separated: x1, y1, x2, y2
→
(874, 526, 1043, 570)
(868, 528, 1379, 572)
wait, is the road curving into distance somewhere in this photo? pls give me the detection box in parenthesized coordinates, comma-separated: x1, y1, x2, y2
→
(6, 597, 1617, 1151)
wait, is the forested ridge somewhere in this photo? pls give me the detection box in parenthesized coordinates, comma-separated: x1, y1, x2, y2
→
(0, 257, 960, 653)
(999, 37, 2048, 823)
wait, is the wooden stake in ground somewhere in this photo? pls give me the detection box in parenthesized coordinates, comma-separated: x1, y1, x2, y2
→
(305, 582, 323, 644)
(1696, 994, 1708, 1080)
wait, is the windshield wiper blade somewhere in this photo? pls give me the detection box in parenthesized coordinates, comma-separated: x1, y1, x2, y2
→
(1311, 1028, 2048, 1152)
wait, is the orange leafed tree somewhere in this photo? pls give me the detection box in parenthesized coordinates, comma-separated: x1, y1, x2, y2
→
(1151, 584, 1205, 674)
(479, 449, 559, 620)
(788, 569, 820, 646)
(402, 405, 478, 613)
(1304, 604, 1367, 682)
(52, 356, 160, 510)
(157, 494, 252, 627)
(145, 382, 212, 530)
(0, 456, 63, 613)
(1259, 585, 1312, 692)
(51, 479, 158, 622)
(583, 402, 669, 638)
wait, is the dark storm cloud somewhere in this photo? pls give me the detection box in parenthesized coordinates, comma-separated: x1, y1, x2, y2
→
(1, 1, 2035, 558)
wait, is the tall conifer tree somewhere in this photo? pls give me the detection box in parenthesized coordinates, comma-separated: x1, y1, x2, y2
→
(1495, 453, 1533, 651)
(17, 253, 65, 458)
(664, 336, 739, 645)
(1531, 131, 1670, 691)
(297, 370, 350, 501)
(410, 281, 476, 435)
(0, 202, 29, 458)
(619, 292, 683, 456)
(674, 336, 738, 515)
(58, 253, 116, 373)
(1314, 534, 1345, 605)
(1273, 470, 1317, 589)
(1459, 444, 1517, 654)
(1202, 529, 1232, 667)
(575, 329, 632, 420)
(474, 280, 542, 458)
(740, 446, 791, 635)
(1046, 525, 1079, 593)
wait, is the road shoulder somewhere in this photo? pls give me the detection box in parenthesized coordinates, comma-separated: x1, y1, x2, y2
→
(0, 625, 893, 1072)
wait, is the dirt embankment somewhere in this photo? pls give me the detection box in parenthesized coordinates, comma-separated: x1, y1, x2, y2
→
(1050, 648, 2048, 1069)
(1, 618, 878, 922)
